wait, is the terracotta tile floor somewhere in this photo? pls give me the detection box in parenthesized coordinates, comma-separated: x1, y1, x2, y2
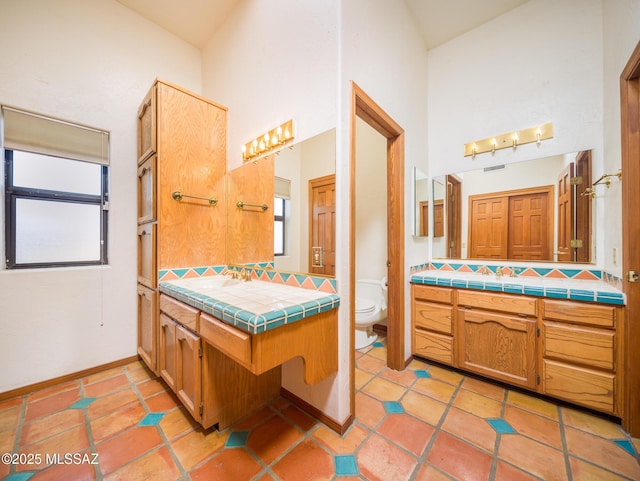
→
(1, 337, 640, 480)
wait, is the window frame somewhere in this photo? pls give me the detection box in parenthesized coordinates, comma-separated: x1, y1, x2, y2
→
(274, 196, 286, 257)
(4, 149, 109, 269)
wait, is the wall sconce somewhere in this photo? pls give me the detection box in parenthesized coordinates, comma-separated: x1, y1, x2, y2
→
(464, 122, 553, 158)
(242, 119, 295, 161)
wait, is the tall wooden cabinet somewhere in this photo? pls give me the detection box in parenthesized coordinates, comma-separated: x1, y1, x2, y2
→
(136, 80, 228, 375)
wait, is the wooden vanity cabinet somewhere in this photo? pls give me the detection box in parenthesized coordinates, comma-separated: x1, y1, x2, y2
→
(411, 284, 455, 365)
(410, 283, 624, 417)
(540, 299, 622, 415)
(136, 80, 227, 376)
(457, 290, 537, 390)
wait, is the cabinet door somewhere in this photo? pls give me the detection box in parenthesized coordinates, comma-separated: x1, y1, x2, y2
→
(458, 309, 537, 389)
(137, 284, 157, 373)
(159, 314, 177, 392)
(137, 155, 157, 224)
(137, 85, 156, 163)
(137, 223, 156, 288)
(176, 324, 201, 422)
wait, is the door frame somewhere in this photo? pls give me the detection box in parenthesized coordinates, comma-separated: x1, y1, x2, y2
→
(621, 40, 640, 436)
(350, 83, 405, 414)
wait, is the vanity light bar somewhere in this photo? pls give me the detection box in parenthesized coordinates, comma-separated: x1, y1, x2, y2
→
(242, 119, 295, 161)
(464, 122, 553, 158)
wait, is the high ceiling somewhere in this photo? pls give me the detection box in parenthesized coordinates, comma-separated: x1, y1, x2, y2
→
(116, 0, 530, 50)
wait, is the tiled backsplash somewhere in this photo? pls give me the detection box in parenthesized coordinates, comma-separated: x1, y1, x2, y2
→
(410, 261, 623, 291)
(159, 265, 337, 294)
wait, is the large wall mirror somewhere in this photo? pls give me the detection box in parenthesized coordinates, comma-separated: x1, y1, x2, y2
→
(273, 128, 336, 275)
(431, 150, 593, 263)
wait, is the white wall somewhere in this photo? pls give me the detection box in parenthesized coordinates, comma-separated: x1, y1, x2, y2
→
(0, 0, 202, 392)
(355, 117, 387, 281)
(427, 0, 606, 268)
(602, 1, 640, 276)
(201, 0, 338, 171)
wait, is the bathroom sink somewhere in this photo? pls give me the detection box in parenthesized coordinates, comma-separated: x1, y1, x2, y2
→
(166, 276, 241, 290)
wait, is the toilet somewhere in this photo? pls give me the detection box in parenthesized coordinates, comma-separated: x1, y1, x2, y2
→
(355, 278, 388, 350)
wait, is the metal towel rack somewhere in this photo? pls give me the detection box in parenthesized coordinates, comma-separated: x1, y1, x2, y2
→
(172, 191, 217, 206)
(236, 201, 268, 212)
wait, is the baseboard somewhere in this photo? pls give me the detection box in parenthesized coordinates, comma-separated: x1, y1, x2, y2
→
(0, 355, 141, 402)
(280, 387, 353, 435)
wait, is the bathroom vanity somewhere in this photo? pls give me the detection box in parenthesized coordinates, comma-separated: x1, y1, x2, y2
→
(411, 269, 625, 417)
(156, 275, 339, 429)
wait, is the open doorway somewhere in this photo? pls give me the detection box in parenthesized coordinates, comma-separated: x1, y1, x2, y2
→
(350, 83, 405, 416)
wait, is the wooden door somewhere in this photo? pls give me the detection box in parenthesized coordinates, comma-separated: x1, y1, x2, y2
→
(621, 40, 640, 436)
(309, 174, 335, 275)
(458, 309, 537, 389)
(575, 151, 592, 263)
(557, 162, 574, 262)
(419, 201, 429, 236)
(447, 175, 462, 257)
(507, 191, 552, 260)
(176, 324, 201, 421)
(433, 200, 444, 237)
(158, 314, 177, 392)
(469, 196, 508, 258)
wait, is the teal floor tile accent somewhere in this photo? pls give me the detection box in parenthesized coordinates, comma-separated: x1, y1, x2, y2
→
(373, 341, 384, 348)
(139, 412, 165, 426)
(69, 397, 97, 409)
(226, 431, 250, 447)
(334, 455, 358, 476)
(614, 439, 636, 456)
(414, 370, 431, 378)
(4, 473, 35, 481)
(383, 401, 404, 414)
(486, 418, 516, 434)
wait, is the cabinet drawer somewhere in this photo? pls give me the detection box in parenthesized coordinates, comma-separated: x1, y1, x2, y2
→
(200, 313, 251, 366)
(160, 294, 199, 331)
(413, 329, 453, 365)
(457, 290, 537, 317)
(542, 299, 616, 328)
(543, 322, 615, 370)
(412, 284, 453, 305)
(414, 301, 453, 334)
(543, 360, 615, 414)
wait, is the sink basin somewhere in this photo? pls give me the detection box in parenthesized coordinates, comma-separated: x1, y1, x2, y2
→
(167, 276, 241, 290)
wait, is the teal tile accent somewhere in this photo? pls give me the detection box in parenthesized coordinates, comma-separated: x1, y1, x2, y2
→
(545, 288, 568, 299)
(559, 269, 582, 278)
(172, 268, 190, 278)
(486, 418, 516, 434)
(226, 431, 250, 447)
(449, 263, 463, 271)
(614, 439, 636, 456)
(4, 473, 36, 481)
(294, 274, 307, 286)
(335, 455, 359, 476)
(431, 262, 445, 269)
(193, 267, 208, 276)
(531, 267, 553, 277)
(383, 401, 404, 414)
(311, 276, 325, 288)
(373, 341, 384, 347)
(414, 370, 431, 379)
(70, 397, 97, 409)
(139, 413, 164, 426)
(266, 270, 277, 280)
(280, 273, 291, 283)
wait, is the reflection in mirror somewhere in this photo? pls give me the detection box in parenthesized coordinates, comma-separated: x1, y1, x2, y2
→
(432, 150, 593, 263)
(273, 129, 336, 275)
(413, 167, 429, 237)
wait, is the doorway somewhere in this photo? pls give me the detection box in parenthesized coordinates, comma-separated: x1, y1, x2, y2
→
(350, 83, 405, 416)
(309, 174, 336, 276)
(621, 40, 640, 437)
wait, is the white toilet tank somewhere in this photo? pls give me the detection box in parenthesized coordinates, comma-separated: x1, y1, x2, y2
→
(355, 278, 388, 321)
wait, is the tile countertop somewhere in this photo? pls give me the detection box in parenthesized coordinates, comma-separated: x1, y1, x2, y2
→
(410, 270, 625, 305)
(159, 276, 341, 334)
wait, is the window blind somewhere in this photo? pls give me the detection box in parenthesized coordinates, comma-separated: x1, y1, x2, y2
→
(274, 176, 291, 200)
(2, 106, 109, 165)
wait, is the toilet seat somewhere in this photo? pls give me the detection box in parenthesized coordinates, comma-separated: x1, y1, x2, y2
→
(355, 298, 376, 314)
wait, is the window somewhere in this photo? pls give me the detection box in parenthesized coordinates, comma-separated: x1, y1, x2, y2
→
(274, 196, 285, 256)
(2, 107, 109, 269)
(274, 176, 291, 257)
